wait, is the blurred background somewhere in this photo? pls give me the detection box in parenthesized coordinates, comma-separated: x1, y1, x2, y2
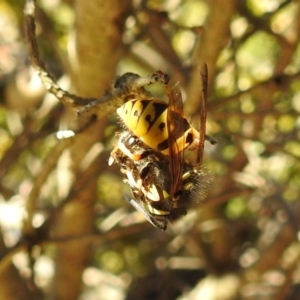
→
(0, 0, 300, 299)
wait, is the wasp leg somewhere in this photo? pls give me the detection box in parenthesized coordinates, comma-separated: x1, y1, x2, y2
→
(118, 141, 143, 160)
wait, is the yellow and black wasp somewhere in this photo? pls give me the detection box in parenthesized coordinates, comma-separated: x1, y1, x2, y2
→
(109, 66, 214, 230)
(109, 130, 211, 230)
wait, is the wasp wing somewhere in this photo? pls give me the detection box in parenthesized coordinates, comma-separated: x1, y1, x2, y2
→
(197, 64, 208, 165)
(165, 84, 185, 199)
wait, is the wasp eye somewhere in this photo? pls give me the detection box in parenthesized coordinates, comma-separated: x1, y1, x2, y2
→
(140, 164, 152, 179)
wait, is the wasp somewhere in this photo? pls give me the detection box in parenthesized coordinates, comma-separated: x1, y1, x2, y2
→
(109, 66, 213, 230)
(109, 130, 211, 230)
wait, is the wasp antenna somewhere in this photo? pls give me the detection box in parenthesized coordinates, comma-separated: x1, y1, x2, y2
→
(197, 63, 208, 165)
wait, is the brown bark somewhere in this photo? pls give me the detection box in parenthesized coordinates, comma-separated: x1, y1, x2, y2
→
(49, 1, 132, 299)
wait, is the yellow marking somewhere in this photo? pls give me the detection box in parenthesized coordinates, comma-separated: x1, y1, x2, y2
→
(182, 171, 191, 181)
(162, 190, 170, 198)
(146, 203, 170, 216)
(183, 182, 194, 190)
